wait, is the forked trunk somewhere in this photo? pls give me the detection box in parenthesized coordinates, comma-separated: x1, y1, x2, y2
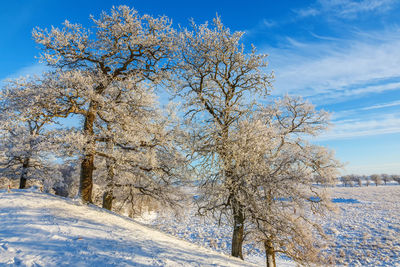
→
(231, 202, 245, 259)
(264, 240, 276, 267)
(19, 157, 30, 189)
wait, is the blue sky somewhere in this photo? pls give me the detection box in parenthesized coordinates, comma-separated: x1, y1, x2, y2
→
(1, 0, 400, 175)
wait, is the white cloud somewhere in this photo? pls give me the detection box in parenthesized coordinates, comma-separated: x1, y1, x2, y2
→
(330, 100, 400, 120)
(296, 7, 319, 18)
(265, 28, 400, 103)
(244, 18, 278, 37)
(261, 19, 276, 28)
(296, 0, 397, 19)
(361, 100, 400, 110)
(0, 63, 48, 85)
(315, 82, 400, 104)
(319, 114, 400, 140)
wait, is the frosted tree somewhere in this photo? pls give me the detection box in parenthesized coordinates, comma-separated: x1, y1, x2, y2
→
(92, 79, 188, 211)
(392, 175, 400, 184)
(340, 175, 353, 187)
(352, 175, 362, 187)
(228, 97, 339, 266)
(173, 17, 273, 258)
(370, 174, 382, 186)
(174, 17, 339, 263)
(363, 175, 370, 186)
(381, 174, 391, 185)
(33, 6, 178, 203)
(0, 75, 65, 190)
(55, 161, 80, 197)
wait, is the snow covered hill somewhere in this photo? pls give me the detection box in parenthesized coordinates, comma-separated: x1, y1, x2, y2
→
(2, 186, 399, 266)
(0, 189, 256, 267)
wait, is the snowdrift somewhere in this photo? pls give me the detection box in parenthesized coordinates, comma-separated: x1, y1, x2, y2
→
(0, 190, 256, 266)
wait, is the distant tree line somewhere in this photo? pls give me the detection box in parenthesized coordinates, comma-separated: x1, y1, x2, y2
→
(336, 174, 400, 187)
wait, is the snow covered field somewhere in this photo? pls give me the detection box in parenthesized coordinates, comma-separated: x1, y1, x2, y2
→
(0, 186, 399, 266)
(327, 186, 400, 266)
(140, 185, 400, 266)
(0, 190, 256, 267)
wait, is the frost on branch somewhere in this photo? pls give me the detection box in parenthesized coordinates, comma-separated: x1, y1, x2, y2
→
(229, 97, 340, 266)
(173, 16, 274, 259)
(0, 75, 65, 192)
(32, 5, 184, 206)
(174, 15, 340, 265)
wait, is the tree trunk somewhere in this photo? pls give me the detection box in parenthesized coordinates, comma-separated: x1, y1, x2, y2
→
(102, 189, 113, 210)
(264, 240, 276, 267)
(231, 201, 245, 259)
(79, 103, 97, 203)
(19, 157, 30, 189)
(80, 153, 94, 203)
(102, 140, 115, 210)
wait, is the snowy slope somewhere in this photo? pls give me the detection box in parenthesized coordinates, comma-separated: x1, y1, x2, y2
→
(2, 187, 398, 267)
(0, 190, 257, 267)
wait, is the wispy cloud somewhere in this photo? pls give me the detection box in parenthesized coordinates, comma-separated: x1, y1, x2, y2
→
(331, 100, 400, 120)
(261, 19, 276, 28)
(265, 28, 400, 104)
(313, 82, 400, 104)
(319, 113, 400, 140)
(296, 7, 319, 18)
(361, 100, 400, 110)
(0, 63, 47, 85)
(296, 0, 397, 19)
(244, 18, 278, 37)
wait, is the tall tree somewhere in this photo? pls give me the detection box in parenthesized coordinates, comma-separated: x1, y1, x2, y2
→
(228, 97, 339, 266)
(33, 6, 177, 203)
(174, 17, 273, 258)
(175, 17, 340, 263)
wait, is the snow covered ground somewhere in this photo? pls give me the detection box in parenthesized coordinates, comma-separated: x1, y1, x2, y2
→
(0, 189, 257, 267)
(136, 200, 294, 266)
(1, 186, 399, 266)
(326, 185, 400, 266)
(139, 185, 400, 267)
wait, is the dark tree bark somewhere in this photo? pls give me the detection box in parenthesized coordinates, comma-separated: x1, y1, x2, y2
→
(79, 103, 96, 203)
(231, 201, 245, 259)
(80, 153, 94, 203)
(264, 240, 276, 267)
(102, 189, 113, 210)
(19, 178, 27, 189)
(102, 141, 115, 210)
(19, 157, 30, 189)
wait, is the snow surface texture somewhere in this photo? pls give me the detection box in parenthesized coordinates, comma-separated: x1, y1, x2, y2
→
(1, 186, 399, 267)
(136, 201, 294, 266)
(0, 190, 257, 267)
(326, 186, 400, 266)
(139, 186, 400, 267)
